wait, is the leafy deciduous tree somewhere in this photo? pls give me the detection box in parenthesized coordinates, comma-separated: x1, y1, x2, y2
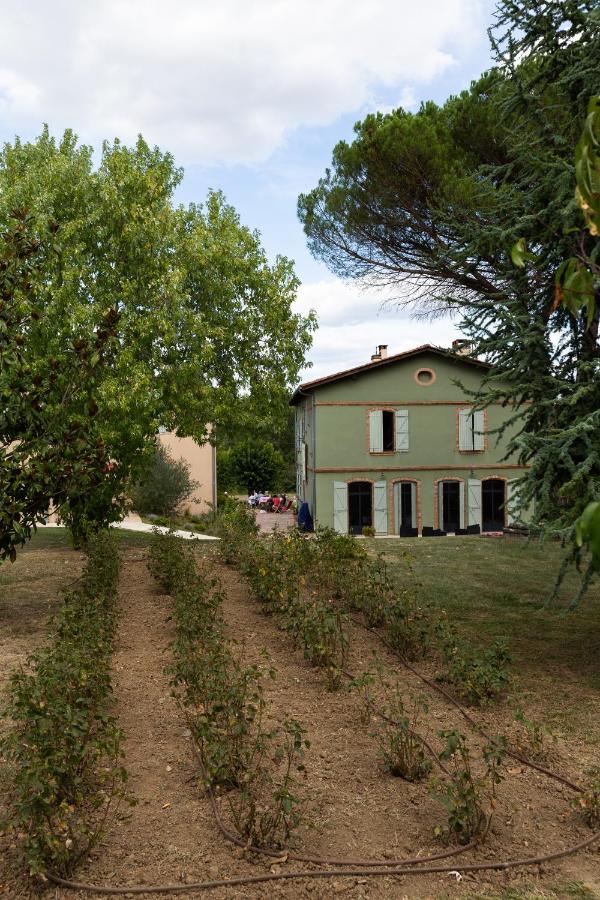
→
(0, 130, 315, 538)
(0, 209, 120, 560)
(229, 439, 285, 494)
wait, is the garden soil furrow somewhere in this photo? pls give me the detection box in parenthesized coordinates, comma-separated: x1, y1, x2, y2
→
(3, 544, 599, 898)
(215, 560, 600, 898)
(45, 550, 324, 900)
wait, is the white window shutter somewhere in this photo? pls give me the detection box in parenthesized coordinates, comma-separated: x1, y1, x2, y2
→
(333, 482, 348, 534)
(369, 410, 383, 452)
(506, 480, 519, 525)
(473, 410, 485, 451)
(300, 441, 307, 483)
(394, 409, 409, 451)
(438, 482, 445, 530)
(393, 483, 401, 534)
(459, 481, 465, 529)
(468, 479, 482, 529)
(458, 408, 473, 450)
(374, 481, 388, 534)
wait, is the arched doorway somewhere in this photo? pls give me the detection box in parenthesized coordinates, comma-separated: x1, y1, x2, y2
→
(438, 480, 463, 533)
(348, 482, 373, 535)
(482, 479, 505, 532)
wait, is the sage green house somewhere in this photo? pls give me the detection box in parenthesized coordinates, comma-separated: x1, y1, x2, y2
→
(290, 344, 529, 536)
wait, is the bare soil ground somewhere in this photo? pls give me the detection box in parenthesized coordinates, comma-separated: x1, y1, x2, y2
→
(0, 542, 84, 696)
(1, 538, 599, 899)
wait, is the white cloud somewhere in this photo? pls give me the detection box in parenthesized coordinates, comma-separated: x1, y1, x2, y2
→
(295, 278, 462, 380)
(0, 0, 487, 164)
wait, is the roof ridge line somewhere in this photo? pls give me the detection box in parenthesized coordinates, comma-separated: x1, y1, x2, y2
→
(290, 344, 489, 405)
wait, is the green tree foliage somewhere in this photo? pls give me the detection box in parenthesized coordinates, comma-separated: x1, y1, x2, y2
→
(229, 439, 285, 493)
(298, 0, 599, 540)
(131, 440, 198, 516)
(217, 401, 296, 493)
(0, 210, 120, 561)
(216, 447, 237, 493)
(0, 130, 315, 537)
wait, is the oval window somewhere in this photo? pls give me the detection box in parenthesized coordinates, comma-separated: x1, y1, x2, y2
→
(415, 368, 435, 385)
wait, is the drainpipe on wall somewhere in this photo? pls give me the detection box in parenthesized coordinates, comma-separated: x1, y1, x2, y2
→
(311, 391, 317, 521)
(295, 386, 317, 522)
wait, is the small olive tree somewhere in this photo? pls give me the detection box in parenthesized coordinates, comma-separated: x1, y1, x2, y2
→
(131, 442, 198, 516)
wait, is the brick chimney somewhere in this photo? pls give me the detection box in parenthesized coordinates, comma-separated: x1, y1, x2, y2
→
(452, 339, 473, 356)
(370, 344, 389, 362)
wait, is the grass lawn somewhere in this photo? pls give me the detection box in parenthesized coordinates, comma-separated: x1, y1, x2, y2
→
(372, 535, 600, 740)
(0, 528, 153, 673)
(11, 526, 155, 553)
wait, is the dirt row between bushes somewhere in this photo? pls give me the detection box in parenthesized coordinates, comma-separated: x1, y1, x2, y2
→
(3, 545, 599, 899)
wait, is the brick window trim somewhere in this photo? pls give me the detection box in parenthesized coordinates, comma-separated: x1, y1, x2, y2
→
(414, 367, 436, 386)
(338, 478, 376, 535)
(481, 475, 509, 528)
(365, 407, 400, 454)
(388, 477, 422, 534)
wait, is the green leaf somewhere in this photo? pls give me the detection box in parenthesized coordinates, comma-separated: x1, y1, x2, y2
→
(510, 237, 529, 268)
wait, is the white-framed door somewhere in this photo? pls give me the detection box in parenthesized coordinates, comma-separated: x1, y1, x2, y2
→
(393, 481, 417, 532)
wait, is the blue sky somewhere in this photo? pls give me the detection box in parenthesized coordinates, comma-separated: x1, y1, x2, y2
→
(0, 0, 497, 379)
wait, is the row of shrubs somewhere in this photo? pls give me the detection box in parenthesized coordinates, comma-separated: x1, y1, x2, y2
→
(0, 531, 129, 877)
(219, 510, 600, 837)
(147, 529, 310, 849)
(217, 507, 600, 842)
(216, 505, 512, 704)
(216, 506, 514, 844)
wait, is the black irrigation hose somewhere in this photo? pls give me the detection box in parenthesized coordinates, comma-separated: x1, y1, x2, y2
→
(46, 830, 600, 896)
(186, 721, 485, 869)
(350, 614, 585, 794)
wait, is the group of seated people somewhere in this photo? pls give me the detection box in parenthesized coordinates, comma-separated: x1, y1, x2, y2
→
(247, 491, 296, 513)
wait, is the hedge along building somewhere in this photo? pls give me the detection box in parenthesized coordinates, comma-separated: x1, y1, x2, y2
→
(290, 344, 530, 536)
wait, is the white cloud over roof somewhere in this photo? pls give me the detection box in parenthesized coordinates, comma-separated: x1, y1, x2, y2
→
(0, 0, 488, 164)
(295, 279, 461, 380)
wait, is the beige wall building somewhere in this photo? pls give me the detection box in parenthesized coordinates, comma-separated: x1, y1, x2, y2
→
(158, 431, 217, 515)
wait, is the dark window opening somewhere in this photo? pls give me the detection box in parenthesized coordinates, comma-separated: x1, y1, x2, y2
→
(348, 482, 372, 535)
(482, 479, 505, 532)
(400, 482, 413, 528)
(442, 481, 460, 533)
(382, 410, 394, 451)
